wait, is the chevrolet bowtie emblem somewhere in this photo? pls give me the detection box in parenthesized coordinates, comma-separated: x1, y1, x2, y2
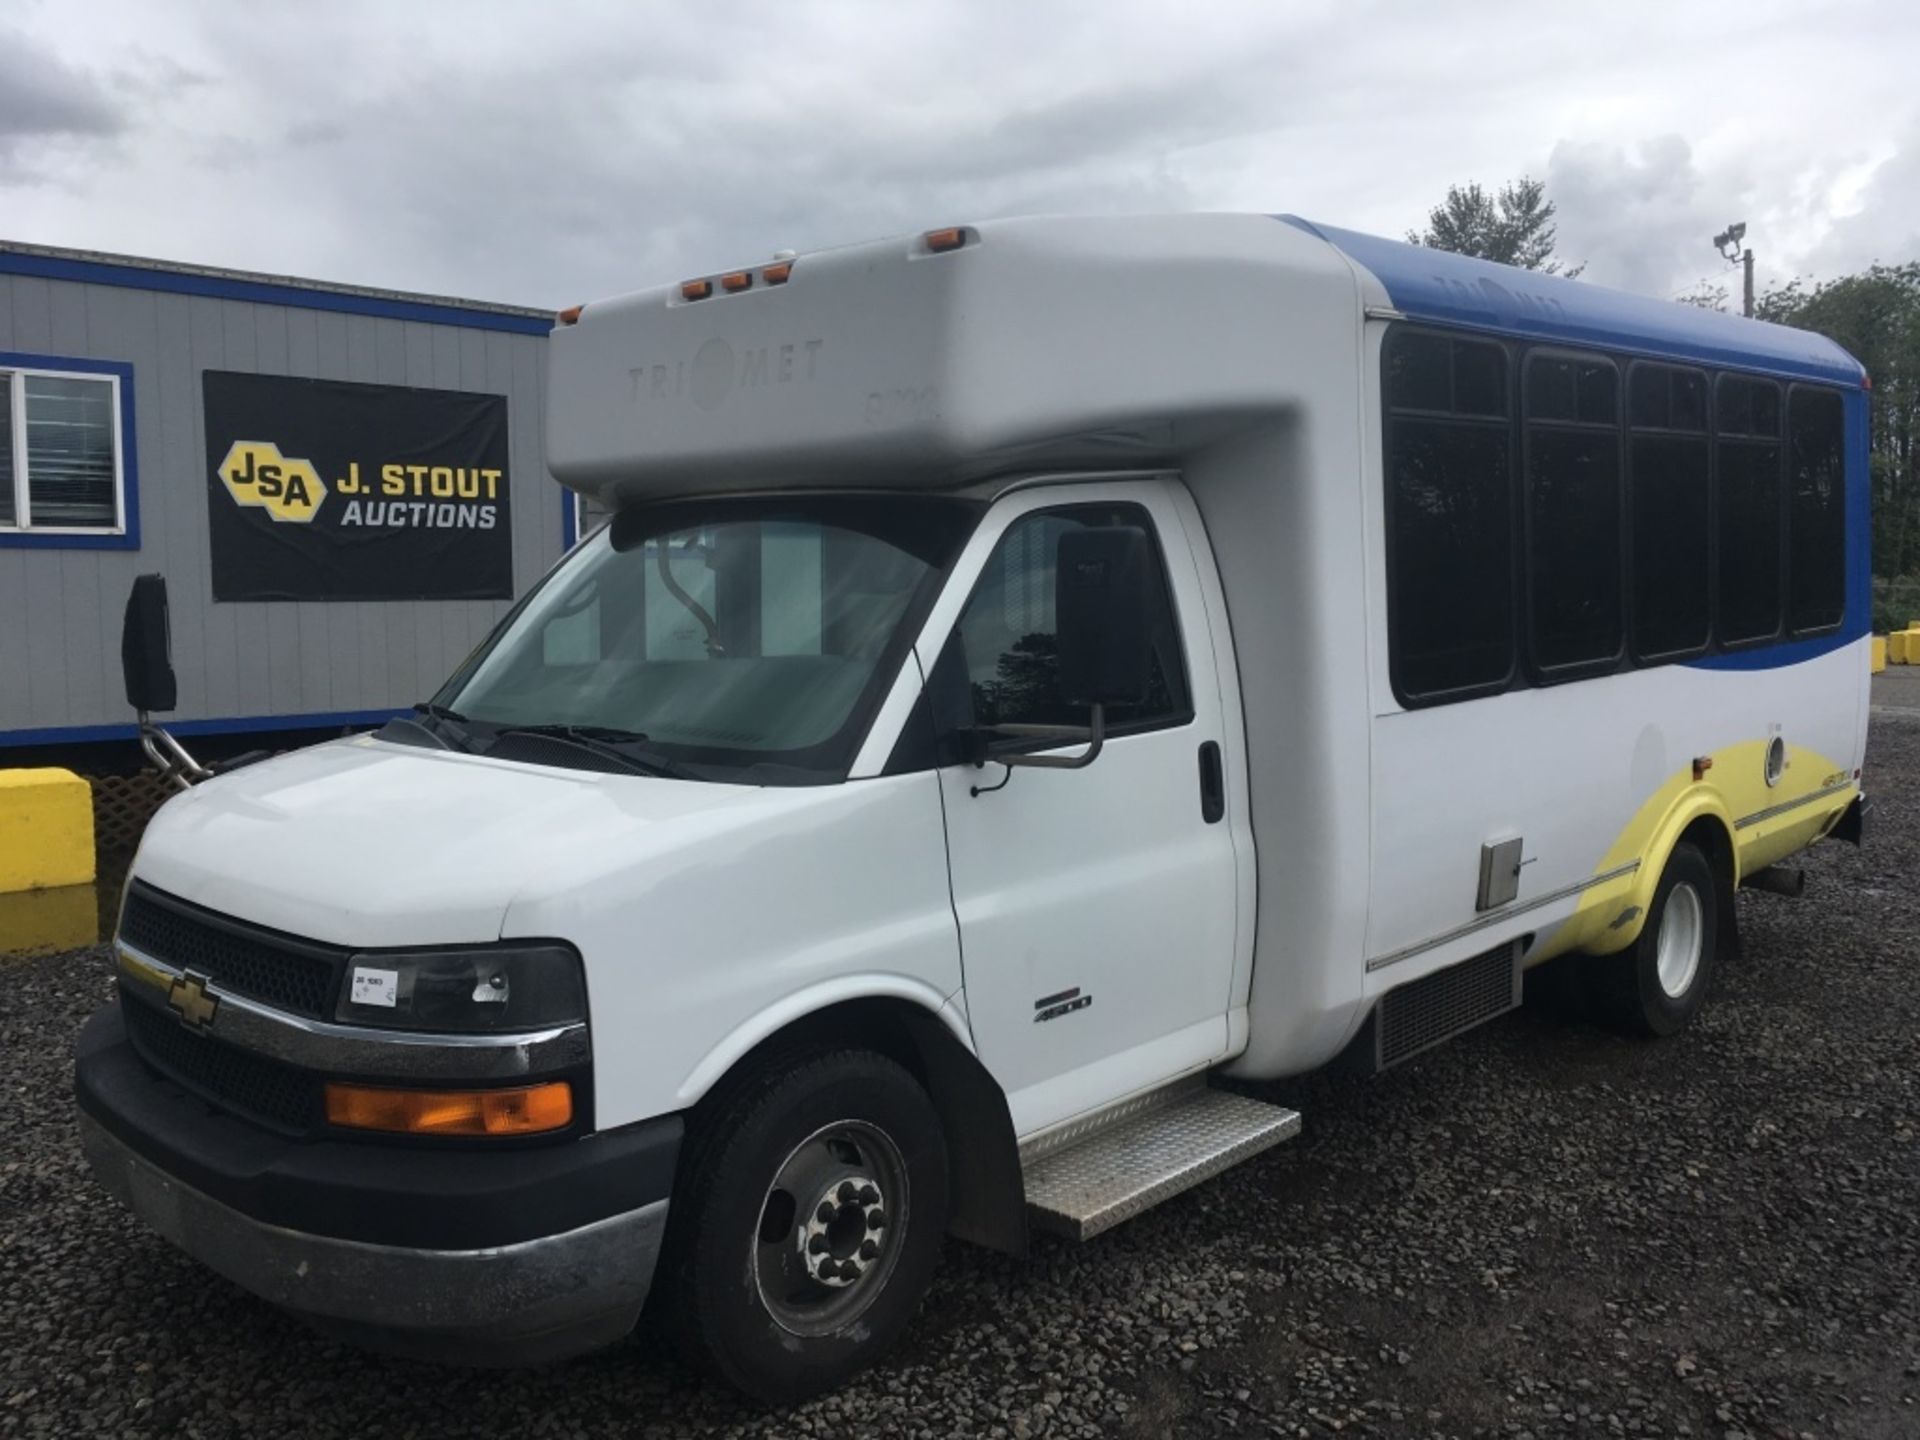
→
(166, 971, 219, 1030)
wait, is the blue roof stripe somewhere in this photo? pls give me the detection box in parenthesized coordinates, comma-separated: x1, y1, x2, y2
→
(0, 249, 553, 337)
(1279, 216, 1864, 388)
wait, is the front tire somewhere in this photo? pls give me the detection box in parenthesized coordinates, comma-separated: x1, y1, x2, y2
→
(667, 1049, 949, 1403)
(1591, 840, 1718, 1037)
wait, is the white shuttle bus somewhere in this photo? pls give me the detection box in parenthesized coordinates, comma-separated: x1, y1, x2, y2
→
(78, 215, 1871, 1399)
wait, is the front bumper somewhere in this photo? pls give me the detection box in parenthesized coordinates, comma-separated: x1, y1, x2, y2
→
(75, 1005, 681, 1365)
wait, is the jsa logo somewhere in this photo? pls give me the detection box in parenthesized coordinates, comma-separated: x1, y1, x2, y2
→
(218, 441, 328, 523)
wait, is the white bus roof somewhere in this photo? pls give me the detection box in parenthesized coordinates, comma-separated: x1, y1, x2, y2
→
(546, 213, 1863, 507)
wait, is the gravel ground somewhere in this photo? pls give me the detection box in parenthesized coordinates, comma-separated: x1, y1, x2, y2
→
(4, 713, 1918, 1439)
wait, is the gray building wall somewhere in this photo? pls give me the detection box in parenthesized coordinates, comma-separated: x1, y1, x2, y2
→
(0, 248, 568, 745)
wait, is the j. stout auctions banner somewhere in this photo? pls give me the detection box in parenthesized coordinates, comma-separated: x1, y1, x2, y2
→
(204, 372, 513, 602)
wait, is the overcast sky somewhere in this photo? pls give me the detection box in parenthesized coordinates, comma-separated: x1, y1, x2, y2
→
(4, 0, 1917, 312)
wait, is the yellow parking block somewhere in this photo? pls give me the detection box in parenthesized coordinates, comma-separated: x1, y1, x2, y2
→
(1871, 635, 1888, 673)
(0, 769, 95, 893)
(1893, 631, 1913, 666)
(0, 883, 98, 954)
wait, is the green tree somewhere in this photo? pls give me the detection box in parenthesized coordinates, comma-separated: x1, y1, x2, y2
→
(1408, 177, 1585, 277)
(1763, 264, 1920, 586)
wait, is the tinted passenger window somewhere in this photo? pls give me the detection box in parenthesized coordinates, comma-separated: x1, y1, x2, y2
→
(1385, 332, 1515, 701)
(954, 505, 1190, 731)
(1787, 387, 1846, 633)
(1629, 364, 1711, 660)
(1525, 352, 1622, 674)
(1716, 375, 1784, 643)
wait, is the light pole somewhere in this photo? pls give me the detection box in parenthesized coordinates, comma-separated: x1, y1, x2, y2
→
(1714, 223, 1754, 318)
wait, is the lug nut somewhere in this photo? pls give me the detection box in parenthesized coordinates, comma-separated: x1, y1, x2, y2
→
(857, 1185, 879, 1205)
(837, 1181, 857, 1204)
(816, 1201, 835, 1223)
(860, 1240, 879, 1260)
(808, 1234, 828, 1254)
(867, 1209, 886, 1230)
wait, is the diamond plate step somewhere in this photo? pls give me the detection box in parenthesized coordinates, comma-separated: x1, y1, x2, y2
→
(1023, 1087, 1301, 1240)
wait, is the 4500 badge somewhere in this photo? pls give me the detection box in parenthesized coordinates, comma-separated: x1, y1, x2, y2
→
(218, 441, 504, 530)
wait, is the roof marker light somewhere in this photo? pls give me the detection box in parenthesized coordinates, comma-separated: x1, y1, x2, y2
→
(556, 304, 584, 326)
(763, 260, 793, 285)
(680, 279, 713, 302)
(924, 227, 967, 253)
(721, 270, 753, 293)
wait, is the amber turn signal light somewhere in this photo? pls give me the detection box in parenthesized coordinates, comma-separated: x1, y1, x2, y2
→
(924, 227, 967, 253)
(680, 279, 713, 301)
(324, 1081, 574, 1136)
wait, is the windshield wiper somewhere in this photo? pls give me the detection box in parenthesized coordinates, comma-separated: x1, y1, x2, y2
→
(407, 701, 476, 751)
(489, 724, 687, 779)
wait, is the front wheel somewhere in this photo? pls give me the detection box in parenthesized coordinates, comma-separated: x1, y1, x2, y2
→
(667, 1049, 949, 1402)
(1591, 840, 1718, 1037)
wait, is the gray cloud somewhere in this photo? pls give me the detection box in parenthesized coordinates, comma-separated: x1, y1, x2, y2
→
(0, 25, 126, 177)
(1808, 129, 1920, 276)
(0, 1, 1916, 308)
(1547, 136, 1752, 299)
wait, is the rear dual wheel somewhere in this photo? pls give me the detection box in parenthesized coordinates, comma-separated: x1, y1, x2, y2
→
(667, 1049, 949, 1403)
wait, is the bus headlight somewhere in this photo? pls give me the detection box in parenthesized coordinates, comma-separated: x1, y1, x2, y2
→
(335, 944, 587, 1033)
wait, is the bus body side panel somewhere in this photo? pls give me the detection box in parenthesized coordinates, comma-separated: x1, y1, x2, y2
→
(1363, 642, 1865, 992)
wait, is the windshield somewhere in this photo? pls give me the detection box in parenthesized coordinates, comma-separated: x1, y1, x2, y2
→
(431, 493, 980, 783)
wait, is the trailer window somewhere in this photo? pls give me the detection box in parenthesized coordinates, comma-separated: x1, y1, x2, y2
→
(1787, 386, 1845, 634)
(1384, 330, 1515, 703)
(1715, 375, 1784, 644)
(1524, 352, 1622, 676)
(1628, 363, 1711, 661)
(952, 503, 1190, 733)
(0, 364, 127, 534)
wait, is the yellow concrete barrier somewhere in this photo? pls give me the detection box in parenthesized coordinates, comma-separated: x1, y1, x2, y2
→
(1872, 635, 1888, 673)
(1892, 631, 1913, 666)
(0, 768, 95, 893)
(0, 883, 98, 954)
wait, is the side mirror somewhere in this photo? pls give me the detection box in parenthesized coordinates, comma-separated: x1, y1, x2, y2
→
(122, 573, 178, 714)
(1055, 526, 1153, 707)
(979, 525, 1154, 778)
(123, 573, 209, 792)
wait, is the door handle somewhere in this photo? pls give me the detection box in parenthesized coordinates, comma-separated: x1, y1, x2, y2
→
(1198, 741, 1225, 824)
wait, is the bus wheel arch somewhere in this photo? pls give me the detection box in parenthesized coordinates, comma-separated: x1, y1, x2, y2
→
(677, 995, 1027, 1260)
(1674, 813, 1739, 967)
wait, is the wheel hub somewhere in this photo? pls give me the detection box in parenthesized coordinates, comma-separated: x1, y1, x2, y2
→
(753, 1118, 910, 1337)
(799, 1176, 888, 1287)
(1656, 880, 1704, 999)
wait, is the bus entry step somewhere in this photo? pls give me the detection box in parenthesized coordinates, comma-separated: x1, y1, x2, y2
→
(1023, 1087, 1300, 1241)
